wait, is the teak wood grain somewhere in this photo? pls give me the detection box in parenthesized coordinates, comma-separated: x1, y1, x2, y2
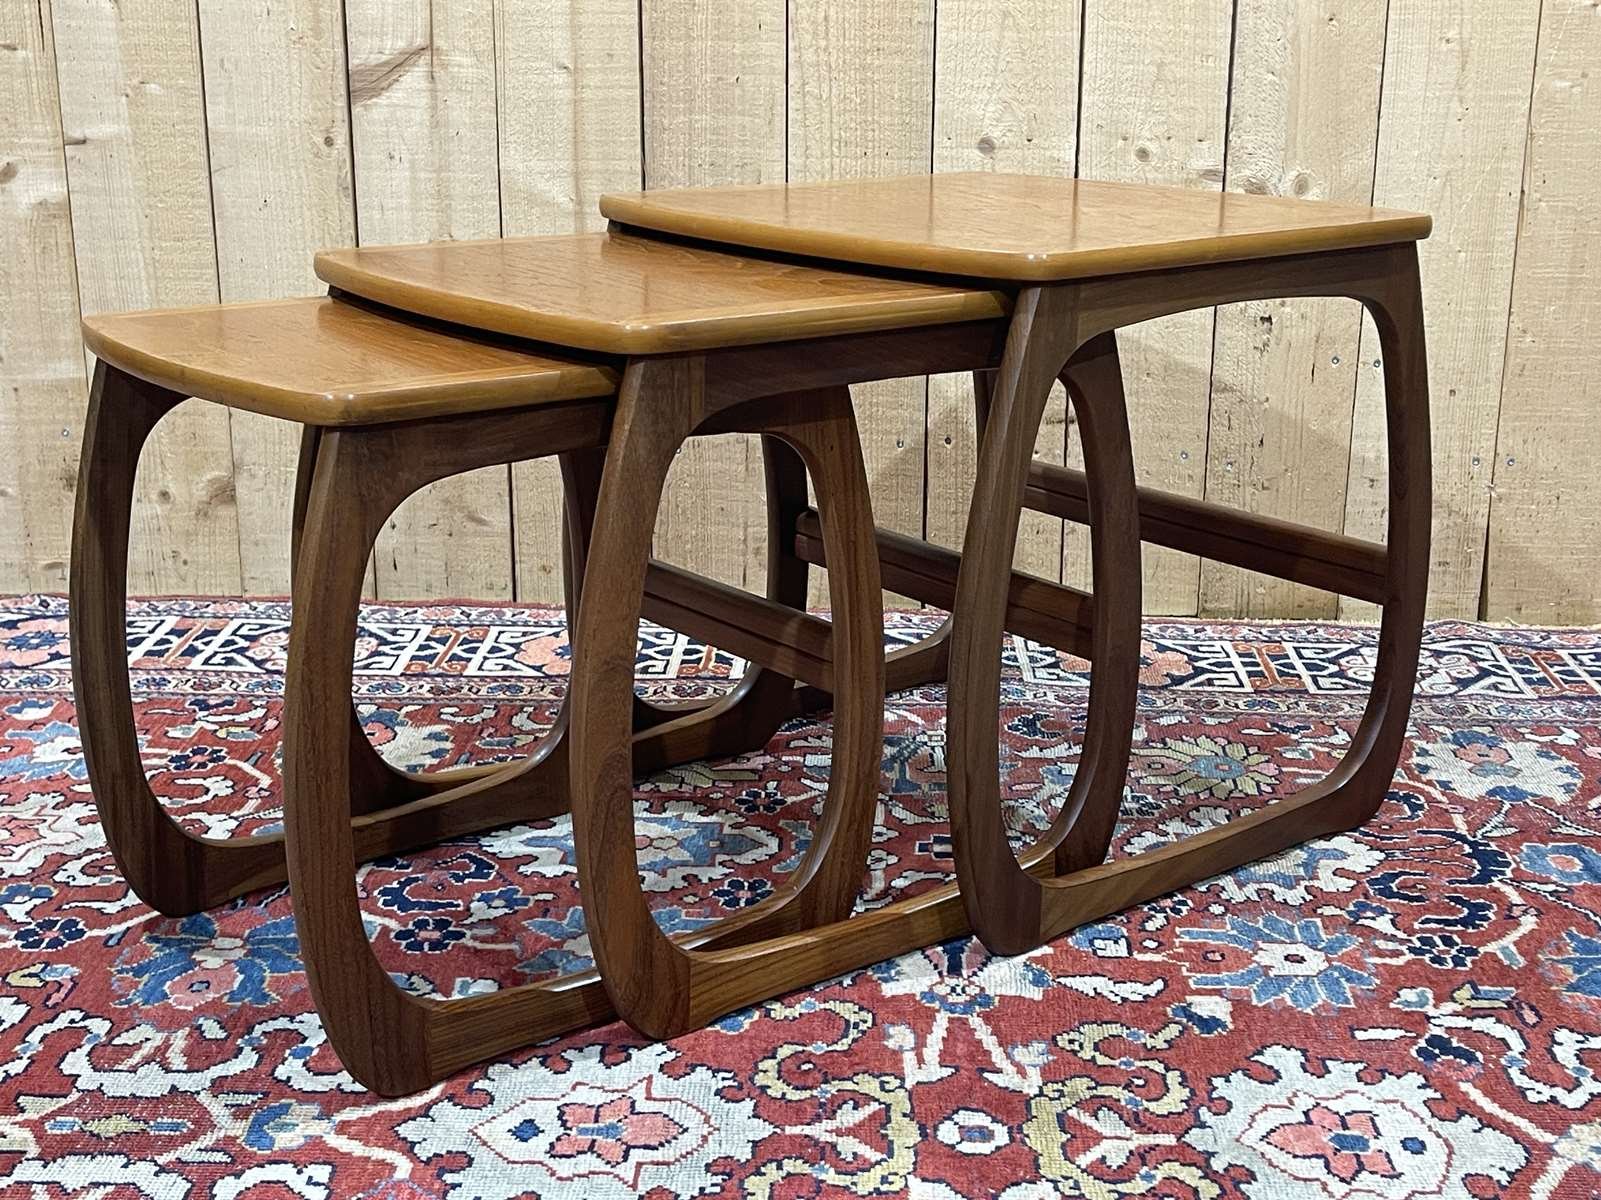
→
(600, 172, 1431, 281)
(81, 296, 617, 426)
(314, 230, 1009, 355)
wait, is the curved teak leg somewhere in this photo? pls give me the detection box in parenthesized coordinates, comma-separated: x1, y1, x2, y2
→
(951, 247, 1432, 956)
(570, 365, 887, 1040)
(972, 351, 1137, 877)
(70, 367, 552, 916)
(282, 412, 617, 1094)
(946, 293, 1142, 956)
(291, 425, 504, 814)
(1025, 255, 1429, 940)
(71, 368, 288, 914)
(559, 447, 705, 736)
(1052, 338, 1143, 873)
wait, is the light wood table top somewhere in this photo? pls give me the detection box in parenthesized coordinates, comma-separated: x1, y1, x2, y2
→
(600, 173, 1432, 282)
(82, 297, 619, 426)
(314, 231, 1009, 355)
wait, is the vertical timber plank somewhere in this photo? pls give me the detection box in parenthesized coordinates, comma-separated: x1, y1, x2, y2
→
(1072, 0, 1232, 614)
(789, 0, 935, 606)
(1344, 1, 1543, 621)
(641, 0, 784, 591)
(0, 0, 84, 593)
(926, 0, 1078, 583)
(199, 0, 356, 594)
(497, 0, 641, 602)
(346, 0, 510, 601)
(1484, 0, 1601, 622)
(1199, 0, 1386, 618)
(52, 0, 243, 597)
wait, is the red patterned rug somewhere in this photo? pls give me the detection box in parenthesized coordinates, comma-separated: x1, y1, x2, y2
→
(1, 594, 1598, 1197)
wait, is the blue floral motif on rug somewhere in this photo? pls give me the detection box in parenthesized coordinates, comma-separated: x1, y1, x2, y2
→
(0, 594, 1597, 1197)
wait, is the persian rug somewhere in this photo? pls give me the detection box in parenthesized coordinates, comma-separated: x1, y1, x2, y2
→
(1, 593, 1598, 1198)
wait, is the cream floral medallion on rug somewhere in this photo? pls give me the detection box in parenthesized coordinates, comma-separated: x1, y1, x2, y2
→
(0, 595, 1594, 1198)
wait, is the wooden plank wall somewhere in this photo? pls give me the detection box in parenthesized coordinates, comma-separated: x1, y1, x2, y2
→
(5, 0, 1592, 621)
(642, 0, 783, 592)
(347, 0, 508, 601)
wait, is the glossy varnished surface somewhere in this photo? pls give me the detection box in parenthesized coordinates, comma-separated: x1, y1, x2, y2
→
(314, 231, 1009, 355)
(82, 298, 618, 425)
(600, 173, 1433, 281)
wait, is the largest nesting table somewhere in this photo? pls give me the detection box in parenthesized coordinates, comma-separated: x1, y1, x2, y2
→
(598, 171, 1434, 955)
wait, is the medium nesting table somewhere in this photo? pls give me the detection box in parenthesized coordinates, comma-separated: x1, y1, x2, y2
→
(313, 230, 1042, 1067)
(600, 171, 1434, 957)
